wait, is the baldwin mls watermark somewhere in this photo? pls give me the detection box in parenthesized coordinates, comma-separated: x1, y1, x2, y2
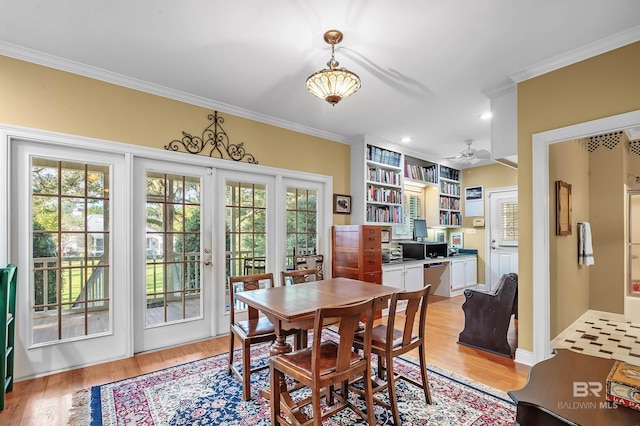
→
(556, 382, 619, 410)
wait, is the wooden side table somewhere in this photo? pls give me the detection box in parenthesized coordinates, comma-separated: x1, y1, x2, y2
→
(508, 349, 640, 425)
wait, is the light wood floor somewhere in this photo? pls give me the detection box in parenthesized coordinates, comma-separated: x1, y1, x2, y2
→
(0, 294, 530, 425)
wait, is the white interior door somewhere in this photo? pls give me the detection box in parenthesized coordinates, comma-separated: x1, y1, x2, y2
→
(486, 188, 518, 292)
(133, 159, 213, 353)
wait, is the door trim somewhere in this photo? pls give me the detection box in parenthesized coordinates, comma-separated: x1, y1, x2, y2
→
(532, 109, 640, 364)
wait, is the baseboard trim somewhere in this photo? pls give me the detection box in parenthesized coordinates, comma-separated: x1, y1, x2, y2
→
(514, 348, 535, 366)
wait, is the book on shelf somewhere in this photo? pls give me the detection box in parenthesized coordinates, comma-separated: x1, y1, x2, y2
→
(404, 161, 437, 183)
(367, 145, 401, 168)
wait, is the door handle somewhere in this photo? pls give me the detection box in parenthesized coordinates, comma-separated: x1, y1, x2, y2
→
(204, 248, 212, 266)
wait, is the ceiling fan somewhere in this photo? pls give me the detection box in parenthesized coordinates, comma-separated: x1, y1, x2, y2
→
(446, 139, 491, 164)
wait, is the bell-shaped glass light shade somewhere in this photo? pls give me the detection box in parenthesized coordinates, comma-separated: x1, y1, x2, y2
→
(306, 68, 361, 106)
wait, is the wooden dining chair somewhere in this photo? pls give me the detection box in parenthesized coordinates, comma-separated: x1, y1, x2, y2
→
(353, 284, 432, 425)
(293, 254, 324, 280)
(270, 298, 376, 425)
(227, 273, 299, 400)
(280, 268, 317, 286)
(280, 268, 318, 348)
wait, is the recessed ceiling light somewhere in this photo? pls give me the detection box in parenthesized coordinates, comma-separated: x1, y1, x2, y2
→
(401, 137, 412, 143)
(480, 112, 493, 120)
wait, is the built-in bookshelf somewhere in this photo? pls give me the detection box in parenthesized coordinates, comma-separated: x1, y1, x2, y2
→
(351, 141, 404, 225)
(404, 155, 438, 186)
(351, 138, 463, 228)
(439, 166, 461, 226)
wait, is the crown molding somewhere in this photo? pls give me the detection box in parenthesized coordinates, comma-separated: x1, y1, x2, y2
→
(0, 41, 349, 145)
(482, 79, 516, 99)
(509, 25, 640, 83)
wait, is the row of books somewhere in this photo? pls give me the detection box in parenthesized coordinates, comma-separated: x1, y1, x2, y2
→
(404, 162, 437, 183)
(440, 181, 461, 196)
(366, 145, 402, 168)
(440, 211, 462, 226)
(439, 197, 460, 210)
(440, 166, 460, 181)
(368, 167, 401, 186)
(366, 205, 403, 223)
(367, 185, 402, 204)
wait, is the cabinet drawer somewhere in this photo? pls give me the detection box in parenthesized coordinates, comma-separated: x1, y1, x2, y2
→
(361, 271, 382, 284)
(362, 250, 381, 272)
(362, 228, 381, 250)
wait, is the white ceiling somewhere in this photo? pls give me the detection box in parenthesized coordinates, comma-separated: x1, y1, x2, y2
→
(1, 1, 640, 167)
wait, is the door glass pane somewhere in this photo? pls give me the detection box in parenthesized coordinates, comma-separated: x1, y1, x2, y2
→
(226, 181, 267, 312)
(145, 172, 202, 327)
(499, 198, 519, 246)
(31, 159, 111, 345)
(285, 187, 318, 267)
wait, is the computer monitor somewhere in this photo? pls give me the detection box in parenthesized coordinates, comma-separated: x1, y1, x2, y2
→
(413, 219, 427, 241)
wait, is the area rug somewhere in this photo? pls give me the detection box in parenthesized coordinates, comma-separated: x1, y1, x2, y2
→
(69, 331, 516, 425)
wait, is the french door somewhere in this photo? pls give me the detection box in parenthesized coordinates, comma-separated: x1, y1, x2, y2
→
(11, 140, 128, 379)
(133, 159, 213, 352)
(214, 171, 275, 335)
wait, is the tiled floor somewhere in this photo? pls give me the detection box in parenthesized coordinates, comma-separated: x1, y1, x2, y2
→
(555, 315, 640, 365)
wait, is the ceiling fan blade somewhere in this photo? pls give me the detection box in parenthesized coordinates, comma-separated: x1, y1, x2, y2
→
(445, 154, 465, 160)
(475, 149, 491, 159)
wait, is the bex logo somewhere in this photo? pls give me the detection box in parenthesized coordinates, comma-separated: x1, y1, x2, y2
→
(573, 381, 602, 397)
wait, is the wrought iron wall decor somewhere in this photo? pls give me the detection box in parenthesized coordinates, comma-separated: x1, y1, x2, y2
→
(165, 111, 258, 164)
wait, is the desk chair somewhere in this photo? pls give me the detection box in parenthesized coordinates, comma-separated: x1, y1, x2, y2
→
(353, 284, 432, 425)
(270, 298, 376, 425)
(227, 273, 298, 400)
(294, 254, 324, 280)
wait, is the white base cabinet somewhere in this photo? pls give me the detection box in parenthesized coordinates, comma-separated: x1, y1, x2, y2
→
(450, 256, 477, 296)
(382, 262, 424, 313)
(382, 255, 477, 299)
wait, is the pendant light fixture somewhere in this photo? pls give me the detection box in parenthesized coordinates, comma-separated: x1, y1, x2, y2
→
(306, 30, 361, 106)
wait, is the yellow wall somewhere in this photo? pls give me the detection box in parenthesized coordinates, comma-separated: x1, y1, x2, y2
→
(0, 55, 352, 225)
(459, 163, 518, 282)
(588, 141, 626, 314)
(549, 141, 590, 337)
(518, 41, 640, 351)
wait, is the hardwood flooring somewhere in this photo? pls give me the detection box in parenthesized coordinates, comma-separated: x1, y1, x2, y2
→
(0, 294, 530, 425)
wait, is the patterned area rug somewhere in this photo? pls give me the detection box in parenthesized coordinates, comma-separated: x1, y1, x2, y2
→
(69, 331, 515, 425)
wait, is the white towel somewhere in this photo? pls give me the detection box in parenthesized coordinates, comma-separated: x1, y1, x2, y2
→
(578, 222, 594, 266)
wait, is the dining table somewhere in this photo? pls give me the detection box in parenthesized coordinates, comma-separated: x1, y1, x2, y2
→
(234, 277, 400, 356)
(234, 277, 400, 399)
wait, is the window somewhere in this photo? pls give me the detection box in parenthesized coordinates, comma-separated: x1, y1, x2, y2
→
(499, 199, 518, 246)
(31, 159, 111, 344)
(500, 200, 518, 246)
(285, 187, 318, 266)
(145, 172, 202, 326)
(405, 189, 422, 237)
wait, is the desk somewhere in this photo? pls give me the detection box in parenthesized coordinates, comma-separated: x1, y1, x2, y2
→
(508, 349, 640, 425)
(235, 277, 398, 356)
